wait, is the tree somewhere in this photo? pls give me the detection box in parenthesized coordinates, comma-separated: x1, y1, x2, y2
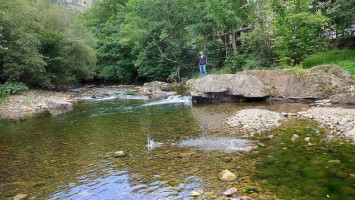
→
(0, 0, 96, 87)
(272, 0, 329, 65)
(82, 0, 135, 83)
(312, 0, 355, 37)
(0, 0, 49, 87)
(121, 0, 201, 82)
(207, 0, 248, 54)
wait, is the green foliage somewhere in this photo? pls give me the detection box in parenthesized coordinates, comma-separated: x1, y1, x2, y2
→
(0, 82, 28, 95)
(312, 0, 355, 37)
(303, 49, 355, 75)
(82, 0, 135, 83)
(272, 0, 329, 65)
(0, 90, 6, 104)
(0, 0, 96, 88)
(24, 97, 32, 105)
(0, 0, 49, 87)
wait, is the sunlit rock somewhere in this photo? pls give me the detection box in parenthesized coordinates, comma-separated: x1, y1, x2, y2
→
(223, 187, 238, 196)
(190, 191, 201, 197)
(220, 169, 236, 182)
(114, 151, 125, 157)
(14, 193, 27, 200)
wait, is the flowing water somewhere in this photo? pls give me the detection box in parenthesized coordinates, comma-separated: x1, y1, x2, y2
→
(0, 97, 354, 200)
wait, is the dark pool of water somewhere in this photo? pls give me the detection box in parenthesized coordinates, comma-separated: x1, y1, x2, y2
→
(0, 99, 354, 199)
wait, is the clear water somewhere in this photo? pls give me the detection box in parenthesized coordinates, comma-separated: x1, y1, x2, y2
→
(0, 99, 354, 199)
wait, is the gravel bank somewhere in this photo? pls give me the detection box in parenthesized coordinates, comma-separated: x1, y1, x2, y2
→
(0, 90, 76, 120)
(298, 107, 355, 142)
(226, 109, 285, 133)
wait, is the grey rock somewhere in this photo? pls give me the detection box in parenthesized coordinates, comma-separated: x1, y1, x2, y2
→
(14, 194, 27, 200)
(46, 99, 73, 109)
(186, 74, 269, 103)
(292, 134, 300, 139)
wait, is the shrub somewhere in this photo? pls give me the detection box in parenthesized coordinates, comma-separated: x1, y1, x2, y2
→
(0, 82, 29, 95)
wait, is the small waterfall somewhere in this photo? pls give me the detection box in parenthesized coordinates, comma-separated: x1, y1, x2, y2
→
(142, 95, 192, 107)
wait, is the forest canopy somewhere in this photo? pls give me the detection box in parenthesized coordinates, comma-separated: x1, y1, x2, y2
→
(0, 0, 354, 87)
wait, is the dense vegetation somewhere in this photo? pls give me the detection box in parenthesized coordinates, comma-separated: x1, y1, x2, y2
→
(0, 0, 354, 88)
(0, 0, 96, 88)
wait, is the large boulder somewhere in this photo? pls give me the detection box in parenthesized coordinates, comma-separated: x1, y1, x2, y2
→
(141, 81, 176, 100)
(141, 81, 173, 93)
(186, 74, 269, 103)
(186, 65, 354, 103)
(239, 65, 355, 100)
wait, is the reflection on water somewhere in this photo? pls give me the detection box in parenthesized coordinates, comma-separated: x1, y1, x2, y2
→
(0, 99, 354, 199)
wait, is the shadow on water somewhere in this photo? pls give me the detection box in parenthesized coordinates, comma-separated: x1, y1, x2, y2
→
(0, 99, 354, 199)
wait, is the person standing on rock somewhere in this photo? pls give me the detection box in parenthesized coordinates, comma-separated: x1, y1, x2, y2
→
(199, 51, 207, 77)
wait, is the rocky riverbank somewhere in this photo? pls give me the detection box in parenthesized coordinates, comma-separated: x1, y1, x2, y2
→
(0, 90, 75, 120)
(0, 83, 180, 120)
(0, 85, 141, 120)
(298, 107, 355, 142)
(224, 106, 355, 143)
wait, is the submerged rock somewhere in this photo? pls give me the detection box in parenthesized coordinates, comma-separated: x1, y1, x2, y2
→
(304, 137, 310, 142)
(14, 193, 27, 200)
(220, 169, 236, 182)
(223, 187, 238, 196)
(190, 191, 201, 197)
(292, 134, 299, 139)
(114, 151, 125, 157)
(328, 160, 341, 164)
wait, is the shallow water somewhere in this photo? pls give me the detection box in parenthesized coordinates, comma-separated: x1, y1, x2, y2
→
(0, 98, 354, 199)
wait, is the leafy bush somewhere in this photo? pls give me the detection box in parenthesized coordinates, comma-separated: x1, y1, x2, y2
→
(224, 54, 246, 73)
(302, 49, 355, 75)
(272, 1, 329, 65)
(0, 82, 28, 95)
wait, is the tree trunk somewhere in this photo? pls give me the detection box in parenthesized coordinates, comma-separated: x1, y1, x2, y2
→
(231, 28, 237, 54)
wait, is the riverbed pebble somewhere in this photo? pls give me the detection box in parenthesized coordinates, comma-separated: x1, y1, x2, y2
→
(226, 109, 285, 133)
(114, 151, 125, 157)
(304, 137, 310, 142)
(190, 191, 201, 197)
(14, 193, 27, 200)
(220, 169, 237, 182)
(298, 107, 355, 142)
(223, 187, 238, 196)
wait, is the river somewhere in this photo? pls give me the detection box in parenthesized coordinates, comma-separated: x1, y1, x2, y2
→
(0, 97, 354, 199)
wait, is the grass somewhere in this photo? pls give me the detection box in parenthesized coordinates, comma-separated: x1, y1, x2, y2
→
(0, 91, 7, 105)
(24, 97, 32, 105)
(302, 49, 355, 75)
(190, 66, 233, 79)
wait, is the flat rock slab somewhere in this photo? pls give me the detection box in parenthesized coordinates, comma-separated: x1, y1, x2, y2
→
(186, 74, 269, 102)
